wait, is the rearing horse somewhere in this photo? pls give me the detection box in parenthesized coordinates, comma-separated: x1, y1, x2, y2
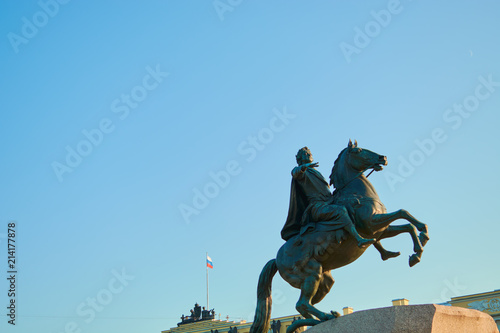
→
(249, 141, 429, 333)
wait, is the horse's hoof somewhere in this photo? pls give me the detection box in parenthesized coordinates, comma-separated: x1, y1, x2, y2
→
(419, 232, 430, 247)
(321, 311, 338, 321)
(286, 319, 321, 333)
(416, 224, 428, 234)
(330, 311, 341, 319)
(409, 253, 421, 267)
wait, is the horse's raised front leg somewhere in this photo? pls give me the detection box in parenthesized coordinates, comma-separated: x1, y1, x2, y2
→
(377, 224, 429, 267)
(378, 224, 423, 253)
(372, 210, 429, 255)
(373, 241, 401, 261)
(372, 209, 428, 234)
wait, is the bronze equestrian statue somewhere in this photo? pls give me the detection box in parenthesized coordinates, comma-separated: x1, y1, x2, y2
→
(249, 140, 429, 333)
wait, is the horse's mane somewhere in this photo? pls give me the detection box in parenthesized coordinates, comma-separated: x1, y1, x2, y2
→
(329, 147, 349, 190)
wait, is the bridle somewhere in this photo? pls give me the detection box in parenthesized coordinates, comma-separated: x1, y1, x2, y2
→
(333, 152, 377, 194)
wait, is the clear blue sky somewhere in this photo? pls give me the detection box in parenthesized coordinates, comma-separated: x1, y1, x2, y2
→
(1, 1, 499, 332)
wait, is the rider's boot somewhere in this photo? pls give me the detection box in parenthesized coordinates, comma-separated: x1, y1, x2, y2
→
(345, 223, 376, 247)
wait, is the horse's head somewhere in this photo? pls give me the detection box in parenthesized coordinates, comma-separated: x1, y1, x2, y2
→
(330, 140, 387, 188)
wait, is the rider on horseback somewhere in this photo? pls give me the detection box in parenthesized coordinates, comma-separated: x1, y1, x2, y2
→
(281, 147, 376, 247)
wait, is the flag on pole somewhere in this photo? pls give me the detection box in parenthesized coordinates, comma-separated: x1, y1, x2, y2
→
(206, 255, 213, 269)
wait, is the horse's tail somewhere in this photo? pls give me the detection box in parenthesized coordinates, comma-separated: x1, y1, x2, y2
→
(249, 259, 278, 333)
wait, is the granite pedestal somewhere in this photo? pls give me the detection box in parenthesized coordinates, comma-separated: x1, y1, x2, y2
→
(306, 304, 498, 333)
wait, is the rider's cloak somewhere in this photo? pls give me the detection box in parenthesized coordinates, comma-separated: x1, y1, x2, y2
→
(281, 169, 308, 241)
(281, 167, 350, 241)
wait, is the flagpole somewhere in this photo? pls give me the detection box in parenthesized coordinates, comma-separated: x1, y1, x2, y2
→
(206, 252, 209, 310)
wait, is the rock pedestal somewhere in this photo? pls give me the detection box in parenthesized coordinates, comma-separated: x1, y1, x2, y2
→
(306, 304, 499, 333)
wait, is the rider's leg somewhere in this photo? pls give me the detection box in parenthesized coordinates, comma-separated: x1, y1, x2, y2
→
(343, 222, 376, 247)
(322, 205, 375, 247)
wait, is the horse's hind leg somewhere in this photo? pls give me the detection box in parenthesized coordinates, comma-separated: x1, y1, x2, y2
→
(296, 261, 336, 321)
(311, 271, 334, 305)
